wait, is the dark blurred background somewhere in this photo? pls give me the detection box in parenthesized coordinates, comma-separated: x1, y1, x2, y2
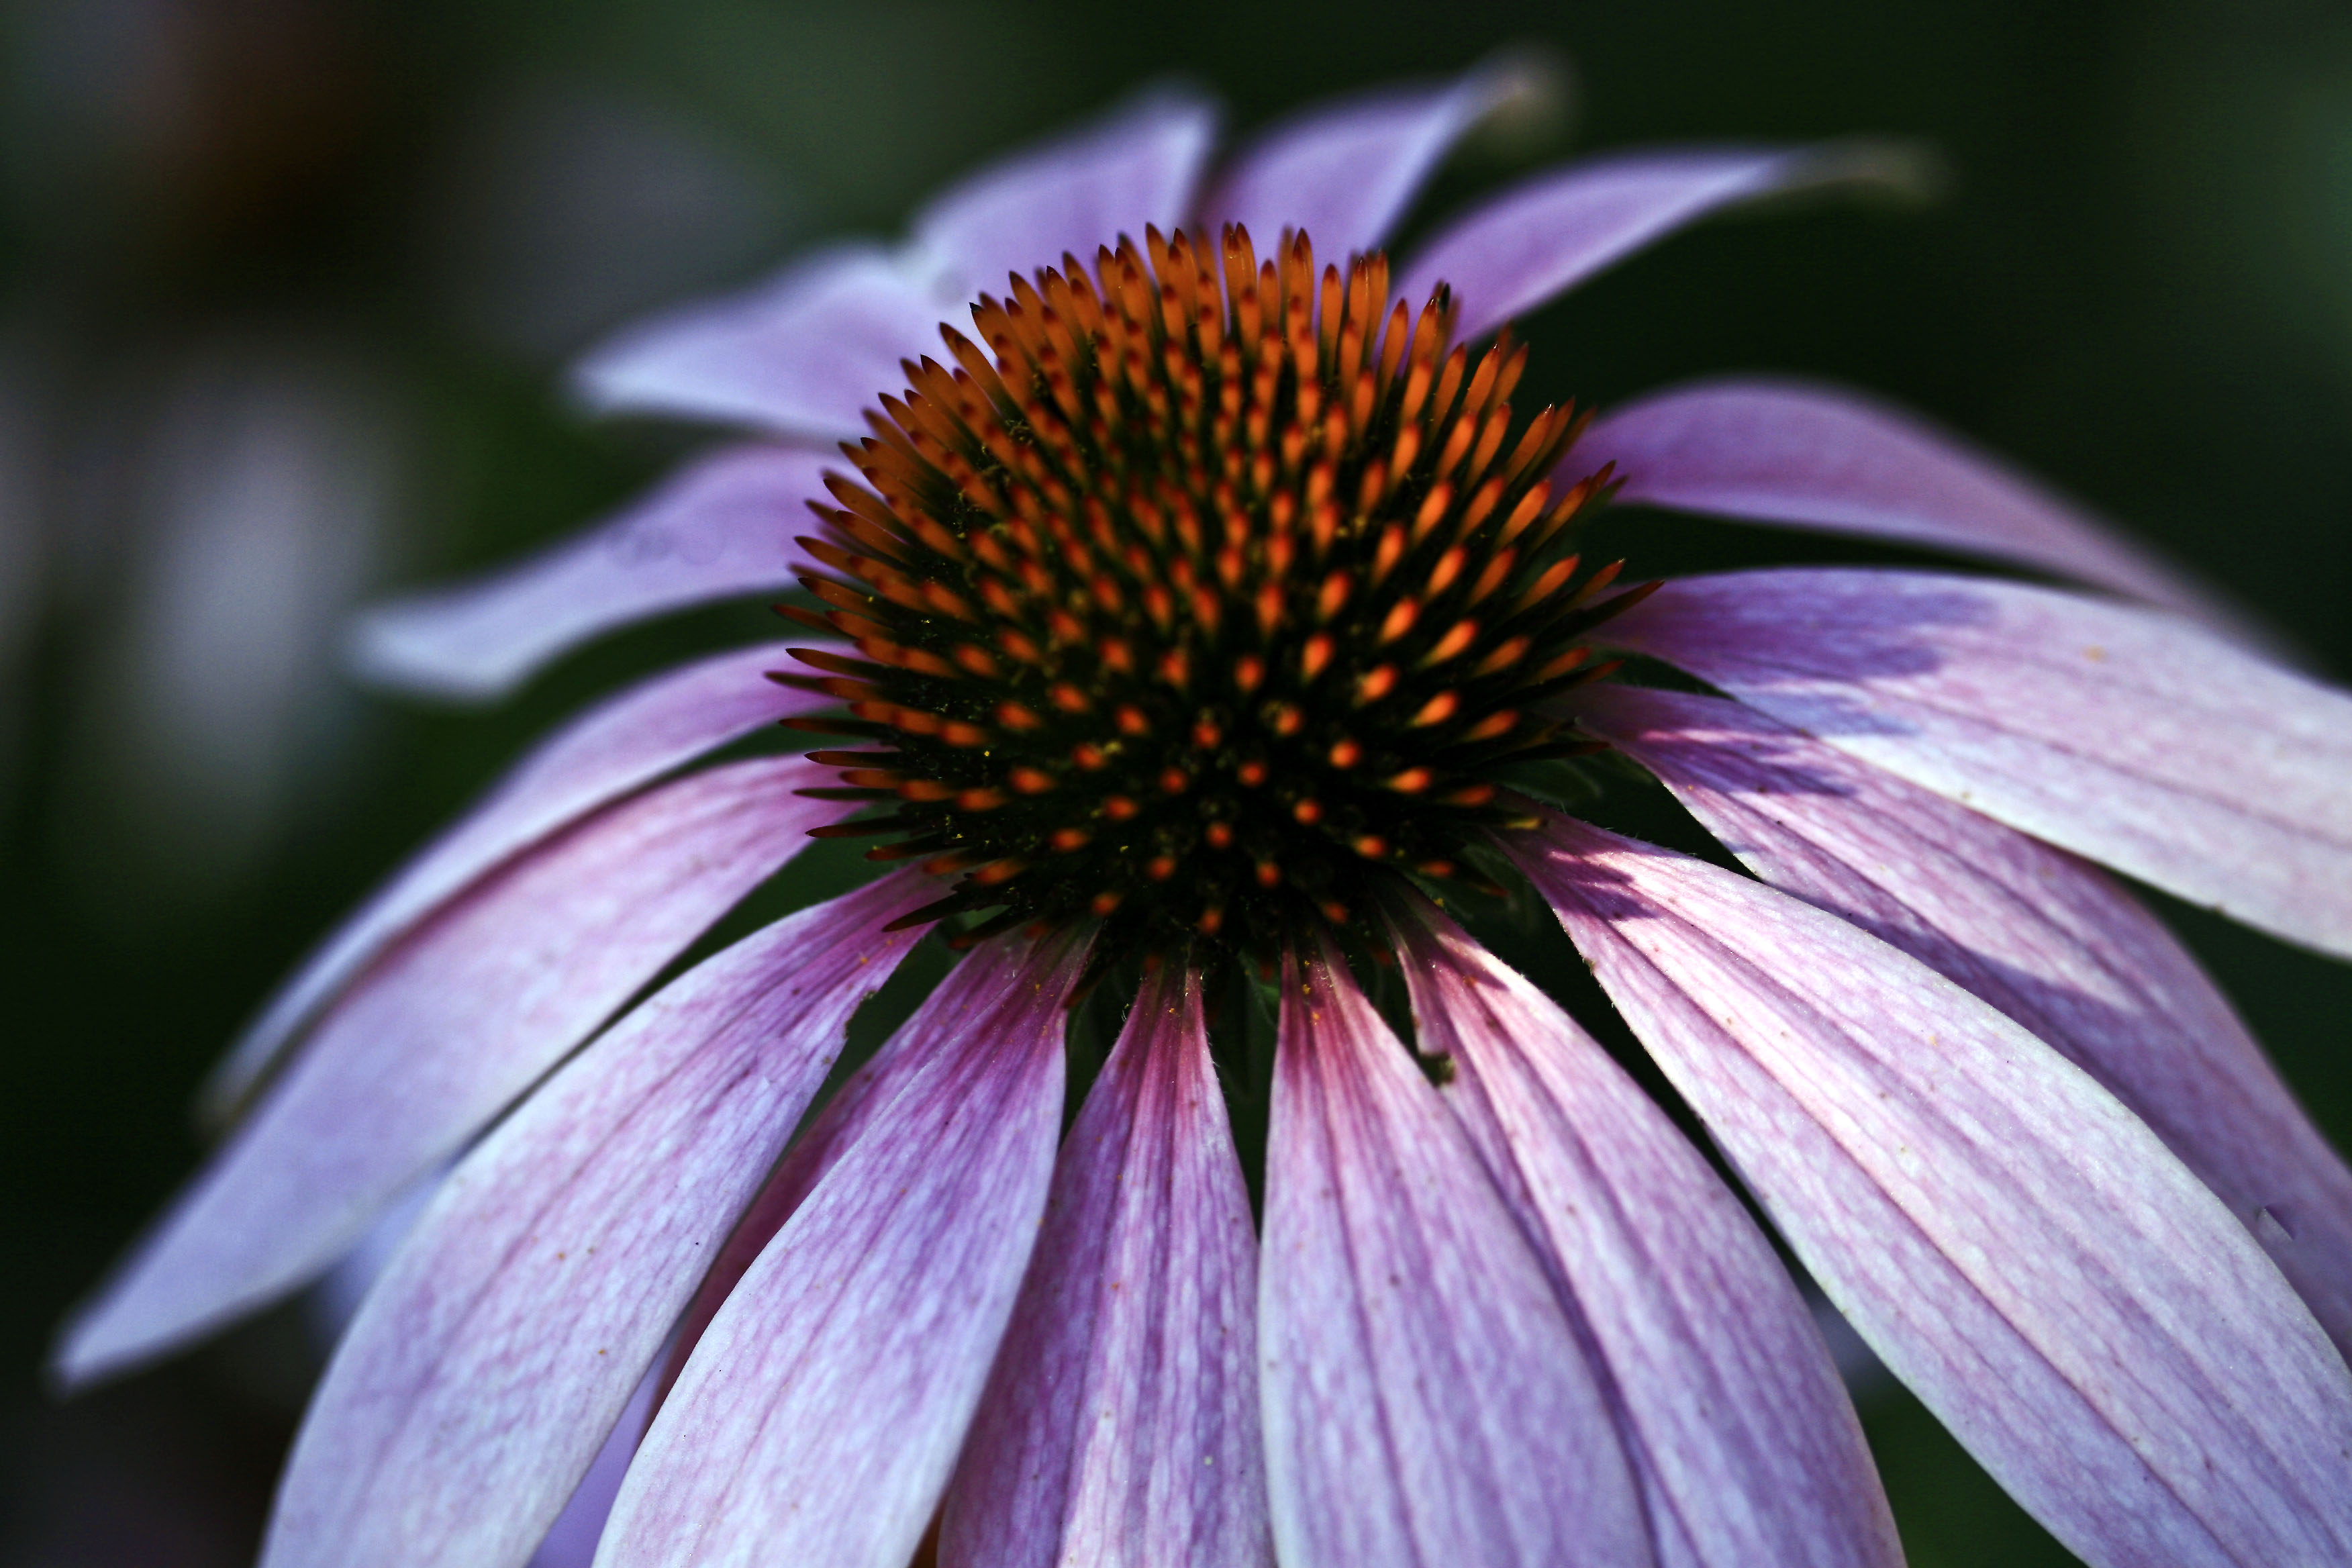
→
(3, 1, 2349, 1563)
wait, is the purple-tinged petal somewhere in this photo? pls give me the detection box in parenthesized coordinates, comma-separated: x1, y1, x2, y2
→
(646, 934, 1036, 1404)
(595, 932, 1077, 1568)
(1578, 683, 2352, 1358)
(1583, 378, 2259, 639)
(528, 1360, 657, 1568)
(56, 756, 836, 1389)
(1386, 897, 1899, 1568)
(1604, 568, 2352, 959)
(260, 874, 928, 1568)
(940, 965, 1268, 1568)
(1510, 814, 2352, 1568)
(1401, 145, 1910, 339)
(1260, 938, 1649, 1568)
(572, 242, 952, 439)
(1201, 66, 1522, 259)
(205, 640, 828, 1124)
(911, 89, 1218, 300)
(348, 446, 832, 701)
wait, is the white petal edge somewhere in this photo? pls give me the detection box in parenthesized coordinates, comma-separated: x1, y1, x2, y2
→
(203, 639, 830, 1124)
(348, 446, 833, 701)
(1259, 936, 1651, 1568)
(260, 874, 927, 1568)
(593, 932, 1077, 1568)
(1604, 567, 2352, 959)
(55, 756, 836, 1389)
(940, 964, 1269, 1568)
(1510, 813, 2352, 1568)
(1386, 895, 1901, 1568)
(526, 1359, 658, 1568)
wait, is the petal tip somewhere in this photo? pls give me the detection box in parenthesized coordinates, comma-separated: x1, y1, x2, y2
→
(343, 597, 526, 705)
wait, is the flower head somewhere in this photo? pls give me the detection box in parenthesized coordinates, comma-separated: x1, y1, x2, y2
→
(55, 68, 2352, 1568)
(781, 224, 1638, 977)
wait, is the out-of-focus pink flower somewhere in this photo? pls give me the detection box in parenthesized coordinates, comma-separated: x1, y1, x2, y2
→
(56, 66, 2352, 1568)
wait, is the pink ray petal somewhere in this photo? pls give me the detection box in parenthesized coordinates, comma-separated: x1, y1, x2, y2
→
(1583, 377, 2259, 639)
(1511, 814, 2352, 1568)
(910, 89, 1218, 302)
(572, 242, 955, 439)
(1260, 936, 1649, 1568)
(260, 873, 928, 1568)
(526, 1355, 658, 1568)
(646, 934, 1038, 1406)
(1386, 897, 1900, 1568)
(348, 446, 832, 701)
(1201, 65, 1523, 259)
(939, 965, 1268, 1568)
(595, 931, 1078, 1568)
(55, 756, 837, 1390)
(1578, 683, 2352, 1358)
(1604, 568, 2352, 959)
(1400, 144, 1911, 340)
(205, 640, 830, 1124)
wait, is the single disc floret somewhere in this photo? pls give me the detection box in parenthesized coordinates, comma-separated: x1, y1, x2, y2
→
(781, 223, 1647, 976)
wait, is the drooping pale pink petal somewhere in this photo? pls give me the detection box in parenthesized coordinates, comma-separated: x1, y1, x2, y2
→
(1511, 814, 2352, 1568)
(1578, 683, 2352, 1358)
(260, 874, 927, 1568)
(55, 756, 836, 1390)
(348, 446, 832, 702)
(940, 965, 1268, 1568)
(572, 242, 952, 438)
(1201, 66, 1522, 258)
(1386, 897, 1899, 1568)
(1602, 568, 2352, 959)
(595, 932, 1078, 1568)
(1400, 145, 1909, 339)
(1583, 378, 2257, 637)
(1259, 937, 1649, 1568)
(204, 640, 829, 1124)
(910, 89, 1218, 301)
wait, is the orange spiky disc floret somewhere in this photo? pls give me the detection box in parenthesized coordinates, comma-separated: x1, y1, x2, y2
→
(777, 223, 1645, 973)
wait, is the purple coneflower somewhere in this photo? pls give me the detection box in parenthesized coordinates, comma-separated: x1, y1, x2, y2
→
(55, 68, 2352, 1568)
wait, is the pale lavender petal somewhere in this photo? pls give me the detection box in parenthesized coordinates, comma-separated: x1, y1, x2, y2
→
(204, 639, 828, 1124)
(1202, 66, 1520, 258)
(1259, 937, 1649, 1568)
(348, 446, 831, 701)
(1604, 568, 2352, 959)
(940, 965, 1268, 1568)
(56, 756, 836, 1389)
(1512, 814, 2352, 1568)
(1387, 897, 1899, 1568)
(911, 89, 1217, 299)
(1584, 378, 2257, 637)
(1578, 683, 2352, 1357)
(1402, 145, 1910, 338)
(261, 874, 927, 1568)
(646, 932, 1036, 1400)
(528, 1362, 657, 1568)
(596, 932, 1078, 1568)
(572, 242, 950, 438)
